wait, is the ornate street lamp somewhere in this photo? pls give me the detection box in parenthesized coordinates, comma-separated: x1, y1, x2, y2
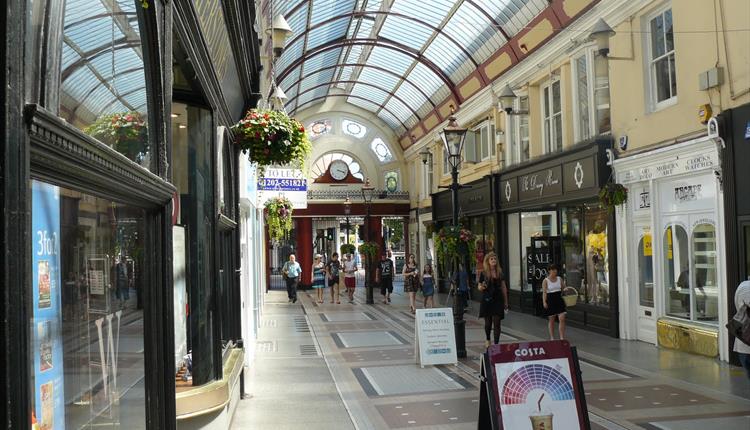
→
(589, 18, 616, 58)
(343, 196, 352, 244)
(361, 179, 377, 304)
(440, 109, 468, 359)
(266, 14, 293, 58)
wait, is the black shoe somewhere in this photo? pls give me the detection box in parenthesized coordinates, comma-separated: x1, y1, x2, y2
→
(292, 297, 297, 303)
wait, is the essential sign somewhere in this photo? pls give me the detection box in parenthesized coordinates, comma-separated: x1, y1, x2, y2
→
(478, 340, 590, 430)
(257, 168, 308, 209)
(415, 308, 457, 367)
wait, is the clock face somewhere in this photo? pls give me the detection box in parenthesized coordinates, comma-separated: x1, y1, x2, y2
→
(329, 160, 350, 181)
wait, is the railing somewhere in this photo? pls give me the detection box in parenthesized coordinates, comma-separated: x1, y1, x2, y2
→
(306, 189, 409, 201)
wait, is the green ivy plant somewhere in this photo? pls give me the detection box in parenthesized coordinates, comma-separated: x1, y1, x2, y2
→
(264, 196, 293, 242)
(435, 226, 476, 270)
(231, 109, 312, 177)
(599, 182, 628, 212)
(340, 243, 356, 256)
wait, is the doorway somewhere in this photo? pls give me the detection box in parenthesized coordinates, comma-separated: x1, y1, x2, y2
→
(634, 221, 656, 344)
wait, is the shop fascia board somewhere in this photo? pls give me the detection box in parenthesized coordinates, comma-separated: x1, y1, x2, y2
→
(489, 0, 654, 100)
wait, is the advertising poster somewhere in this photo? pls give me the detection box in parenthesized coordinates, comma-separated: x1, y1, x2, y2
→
(31, 180, 66, 429)
(415, 308, 457, 367)
(257, 167, 308, 209)
(483, 341, 587, 430)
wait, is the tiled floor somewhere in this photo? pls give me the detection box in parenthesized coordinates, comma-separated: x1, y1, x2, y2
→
(234, 287, 750, 429)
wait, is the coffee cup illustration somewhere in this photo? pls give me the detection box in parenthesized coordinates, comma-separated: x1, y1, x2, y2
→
(529, 394, 553, 430)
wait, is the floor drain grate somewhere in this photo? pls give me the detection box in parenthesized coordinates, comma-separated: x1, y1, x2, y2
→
(299, 345, 319, 356)
(256, 341, 276, 353)
(294, 317, 310, 333)
(260, 319, 277, 328)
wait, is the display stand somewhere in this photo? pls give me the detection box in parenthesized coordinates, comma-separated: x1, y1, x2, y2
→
(477, 340, 590, 430)
(414, 308, 457, 367)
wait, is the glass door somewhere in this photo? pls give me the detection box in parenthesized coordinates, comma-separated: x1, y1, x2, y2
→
(634, 222, 656, 344)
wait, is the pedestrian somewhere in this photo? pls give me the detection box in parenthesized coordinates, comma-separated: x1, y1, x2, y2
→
(377, 251, 394, 304)
(312, 254, 326, 303)
(343, 253, 357, 304)
(478, 252, 509, 348)
(282, 254, 302, 303)
(421, 263, 435, 309)
(326, 253, 342, 304)
(403, 254, 419, 314)
(733, 279, 750, 379)
(543, 264, 567, 340)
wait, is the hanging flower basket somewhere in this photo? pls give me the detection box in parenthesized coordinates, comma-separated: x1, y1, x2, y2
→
(599, 182, 628, 212)
(231, 109, 312, 176)
(435, 226, 476, 269)
(425, 222, 436, 236)
(340, 243, 356, 256)
(84, 112, 149, 162)
(264, 196, 294, 242)
(357, 242, 380, 259)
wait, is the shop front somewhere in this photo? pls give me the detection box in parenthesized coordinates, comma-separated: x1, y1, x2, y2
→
(613, 135, 727, 358)
(498, 139, 617, 336)
(432, 176, 496, 293)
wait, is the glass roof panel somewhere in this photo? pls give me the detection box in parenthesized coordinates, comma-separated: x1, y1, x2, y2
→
(384, 98, 415, 125)
(279, 65, 301, 92)
(311, 0, 356, 26)
(487, 0, 547, 37)
(276, 37, 304, 74)
(405, 62, 448, 102)
(358, 67, 400, 91)
(338, 65, 355, 82)
(423, 33, 474, 82)
(379, 15, 433, 49)
(345, 44, 364, 64)
(367, 46, 413, 76)
(306, 16, 350, 50)
(363, 0, 383, 12)
(393, 82, 429, 112)
(347, 96, 381, 113)
(299, 68, 335, 93)
(377, 110, 403, 132)
(442, 3, 506, 62)
(350, 83, 389, 106)
(389, 0, 453, 28)
(298, 87, 328, 108)
(355, 16, 375, 38)
(285, 3, 310, 37)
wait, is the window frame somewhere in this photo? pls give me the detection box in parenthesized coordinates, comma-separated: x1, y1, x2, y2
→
(541, 79, 563, 153)
(442, 145, 450, 177)
(422, 153, 434, 199)
(571, 48, 595, 142)
(505, 94, 529, 167)
(644, 4, 677, 112)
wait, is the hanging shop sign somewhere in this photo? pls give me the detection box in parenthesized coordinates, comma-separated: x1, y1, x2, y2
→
(257, 167, 308, 209)
(415, 308, 458, 367)
(478, 340, 590, 430)
(31, 181, 66, 429)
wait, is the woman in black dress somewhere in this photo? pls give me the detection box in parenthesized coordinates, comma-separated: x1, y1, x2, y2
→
(478, 252, 509, 348)
(542, 264, 567, 340)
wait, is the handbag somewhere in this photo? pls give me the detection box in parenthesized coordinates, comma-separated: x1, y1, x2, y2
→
(726, 302, 750, 345)
(281, 262, 289, 280)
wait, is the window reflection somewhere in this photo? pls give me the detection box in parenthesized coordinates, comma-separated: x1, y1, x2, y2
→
(59, 0, 151, 169)
(638, 232, 654, 307)
(664, 224, 689, 318)
(584, 208, 608, 305)
(692, 224, 717, 322)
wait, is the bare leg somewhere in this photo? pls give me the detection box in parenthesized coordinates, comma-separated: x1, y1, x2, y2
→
(409, 292, 416, 312)
(427, 296, 434, 308)
(558, 313, 567, 340)
(548, 316, 556, 340)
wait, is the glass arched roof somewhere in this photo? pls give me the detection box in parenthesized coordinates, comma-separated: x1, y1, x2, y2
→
(264, 0, 549, 136)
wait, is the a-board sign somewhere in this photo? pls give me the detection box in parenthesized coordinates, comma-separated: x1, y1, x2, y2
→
(415, 308, 457, 367)
(478, 340, 590, 430)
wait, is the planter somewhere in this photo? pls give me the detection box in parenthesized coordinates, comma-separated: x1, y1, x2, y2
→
(84, 112, 149, 163)
(264, 196, 293, 243)
(434, 226, 476, 270)
(340, 243, 356, 256)
(599, 182, 628, 212)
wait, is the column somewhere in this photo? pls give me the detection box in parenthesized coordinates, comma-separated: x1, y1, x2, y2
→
(295, 217, 313, 287)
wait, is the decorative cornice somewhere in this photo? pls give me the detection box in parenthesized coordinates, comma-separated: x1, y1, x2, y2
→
(26, 104, 175, 206)
(306, 189, 409, 201)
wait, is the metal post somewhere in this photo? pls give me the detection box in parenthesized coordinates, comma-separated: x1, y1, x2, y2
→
(451, 166, 467, 358)
(365, 204, 374, 304)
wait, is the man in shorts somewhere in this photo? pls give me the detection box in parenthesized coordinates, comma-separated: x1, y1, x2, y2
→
(326, 253, 342, 304)
(377, 251, 394, 304)
(343, 253, 357, 304)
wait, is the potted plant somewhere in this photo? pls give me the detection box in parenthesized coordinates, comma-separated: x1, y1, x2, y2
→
(84, 112, 149, 163)
(434, 226, 476, 270)
(357, 242, 380, 259)
(599, 182, 628, 212)
(231, 109, 312, 177)
(340, 243, 356, 256)
(264, 196, 293, 242)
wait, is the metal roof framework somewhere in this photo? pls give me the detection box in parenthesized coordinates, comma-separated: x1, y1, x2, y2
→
(264, 0, 549, 136)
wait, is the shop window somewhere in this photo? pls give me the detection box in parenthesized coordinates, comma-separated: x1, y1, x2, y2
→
(465, 121, 495, 163)
(664, 224, 689, 318)
(646, 6, 677, 109)
(507, 213, 521, 291)
(583, 208, 609, 306)
(561, 207, 584, 300)
(307, 119, 332, 139)
(692, 224, 718, 323)
(571, 49, 611, 141)
(59, 0, 151, 169)
(371, 138, 394, 163)
(30, 180, 146, 429)
(638, 232, 654, 307)
(520, 211, 558, 292)
(342, 119, 367, 138)
(542, 80, 563, 153)
(506, 96, 529, 167)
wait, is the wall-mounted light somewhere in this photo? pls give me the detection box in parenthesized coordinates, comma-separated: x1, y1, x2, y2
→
(178, 124, 187, 129)
(170, 113, 180, 118)
(419, 150, 431, 165)
(589, 18, 616, 58)
(270, 84, 288, 110)
(498, 84, 528, 115)
(266, 14, 293, 58)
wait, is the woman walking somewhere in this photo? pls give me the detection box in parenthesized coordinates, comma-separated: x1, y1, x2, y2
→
(312, 254, 326, 303)
(543, 264, 567, 340)
(343, 253, 357, 304)
(478, 252, 508, 348)
(421, 263, 435, 309)
(403, 254, 419, 314)
(326, 253, 342, 304)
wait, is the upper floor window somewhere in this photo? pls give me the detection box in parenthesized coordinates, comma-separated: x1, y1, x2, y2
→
(442, 146, 450, 176)
(422, 155, 433, 199)
(464, 120, 495, 163)
(59, 0, 150, 169)
(307, 119, 332, 139)
(370, 138, 393, 163)
(542, 80, 563, 153)
(505, 96, 530, 166)
(647, 7, 676, 109)
(342, 119, 367, 138)
(572, 49, 611, 142)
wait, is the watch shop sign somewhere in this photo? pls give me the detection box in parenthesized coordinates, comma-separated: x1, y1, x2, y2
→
(257, 168, 308, 209)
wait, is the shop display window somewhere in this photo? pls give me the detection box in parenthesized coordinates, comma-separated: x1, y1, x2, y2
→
(745, 225, 750, 281)
(58, 0, 152, 170)
(691, 224, 718, 323)
(560, 206, 610, 306)
(519, 211, 558, 290)
(506, 213, 521, 291)
(664, 224, 690, 318)
(638, 231, 654, 307)
(29, 180, 146, 429)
